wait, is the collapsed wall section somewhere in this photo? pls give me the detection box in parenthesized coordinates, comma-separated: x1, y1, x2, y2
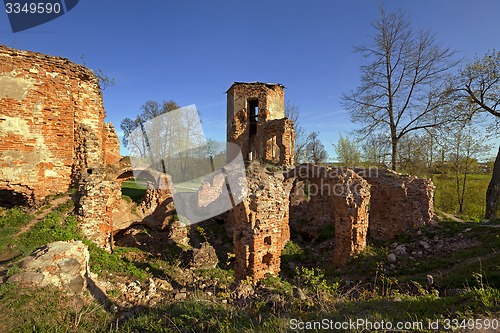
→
(0, 44, 120, 205)
(288, 165, 371, 266)
(356, 168, 435, 240)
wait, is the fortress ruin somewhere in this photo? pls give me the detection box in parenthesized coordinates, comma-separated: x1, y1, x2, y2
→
(0, 46, 435, 282)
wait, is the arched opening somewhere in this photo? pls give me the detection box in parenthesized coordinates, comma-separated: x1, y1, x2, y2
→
(0, 189, 31, 208)
(117, 170, 157, 204)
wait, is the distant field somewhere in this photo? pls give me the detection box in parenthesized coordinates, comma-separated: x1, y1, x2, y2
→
(121, 178, 148, 203)
(433, 173, 491, 221)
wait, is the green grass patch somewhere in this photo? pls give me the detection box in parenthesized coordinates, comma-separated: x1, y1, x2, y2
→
(85, 242, 147, 280)
(0, 207, 33, 252)
(5, 211, 82, 257)
(121, 178, 147, 203)
(433, 173, 490, 221)
(0, 284, 110, 333)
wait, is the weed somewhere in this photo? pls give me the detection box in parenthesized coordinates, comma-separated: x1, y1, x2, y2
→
(84, 241, 147, 280)
(6, 263, 20, 277)
(260, 274, 293, 296)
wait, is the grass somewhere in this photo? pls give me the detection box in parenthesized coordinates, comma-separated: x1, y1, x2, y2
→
(0, 181, 499, 332)
(85, 243, 148, 280)
(121, 178, 147, 203)
(433, 173, 491, 221)
(0, 284, 111, 333)
(0, 207, 33, 253)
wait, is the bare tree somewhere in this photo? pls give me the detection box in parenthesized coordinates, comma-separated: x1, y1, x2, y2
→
(342, 7, 459, 171)
(333, 133, 361, 166)
(442, 122, 491, 214)
(305, 132, 328, 164)
(285, 100, 307, 164)
(458, 50, 500, 219)
(361, 133, 391, 167)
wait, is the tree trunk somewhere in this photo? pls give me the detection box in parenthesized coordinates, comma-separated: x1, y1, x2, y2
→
(485, 145, 500, 219)
(391, 139, 398, 171)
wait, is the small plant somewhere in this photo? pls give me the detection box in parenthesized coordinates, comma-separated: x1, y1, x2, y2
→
(107, 288, 120, 298)
(295, 267, 339, 296)
(197, 226, 208, 243)
(6, 263, 20, 277)
(474, 286, 500, 307)
(260, 274, 293, 296)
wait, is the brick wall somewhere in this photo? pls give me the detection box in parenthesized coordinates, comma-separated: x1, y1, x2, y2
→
(0, 44, 119, 205)
(228, 164, 294, 281)
(226, 82, 294, 167)
(356, 168, 435, 240)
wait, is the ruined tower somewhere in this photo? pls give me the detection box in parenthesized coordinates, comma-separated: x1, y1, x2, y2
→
(226, 82, 294, 167)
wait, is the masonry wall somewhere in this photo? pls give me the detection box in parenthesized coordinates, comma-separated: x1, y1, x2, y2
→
(226, 83, 294, 167)
(356, 168, 435, 240)
(228, 165, 294, 281)
(0, 44, 119, 205)
(288, 165, 371, 266)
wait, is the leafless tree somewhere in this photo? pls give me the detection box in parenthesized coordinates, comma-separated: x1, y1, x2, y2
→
(457, 50, 500, 219)
(285, 100, 307, 164)
(305, 132, 328, 164)
(342, 7, 459, 171)
(361, 133, 391, 167)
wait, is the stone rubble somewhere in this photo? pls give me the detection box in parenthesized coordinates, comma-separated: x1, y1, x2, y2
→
(7, 240, 89, 294)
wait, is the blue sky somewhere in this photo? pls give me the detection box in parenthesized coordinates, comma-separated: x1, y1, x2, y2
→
(1, 0, 499, 160)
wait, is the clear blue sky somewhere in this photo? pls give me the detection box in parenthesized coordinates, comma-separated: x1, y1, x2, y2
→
(1, 0, 499, 160)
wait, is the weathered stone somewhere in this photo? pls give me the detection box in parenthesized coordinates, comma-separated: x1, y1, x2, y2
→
(226, 82, 294, 167)
(227, 164, 294, 281)
(355, 168, 435, 241)
(174, 292, 187, 300)
(182, 242, 218, 270)
(78, 174, 121, 252)
(167, 220, 190, 247)
(7, 241, 89, 294)
(0, 44, 120, 206)
(387, 253, 397, 262)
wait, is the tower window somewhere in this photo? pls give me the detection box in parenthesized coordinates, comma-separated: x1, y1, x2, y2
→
(248, 99, 258, 124)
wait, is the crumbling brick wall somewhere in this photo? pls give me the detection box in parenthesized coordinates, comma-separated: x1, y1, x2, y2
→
(356, 168, 435, 240)
(0, 44, 120, 205)
(228, 164, 370, 282)
(78, 173, 121, 252)
(103, 123, 121, 165)
(228, 164, 295, 281)
(288, 165, 371, 266)
(226, 82, 294, 167)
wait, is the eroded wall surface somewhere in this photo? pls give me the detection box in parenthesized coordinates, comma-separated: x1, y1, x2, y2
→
(356, 168, 435, 241)
(226, 82, 294, 167)
(288, 165, 371, 266)
(0, 44, 120, 205)
(228, 164, 294, 281)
